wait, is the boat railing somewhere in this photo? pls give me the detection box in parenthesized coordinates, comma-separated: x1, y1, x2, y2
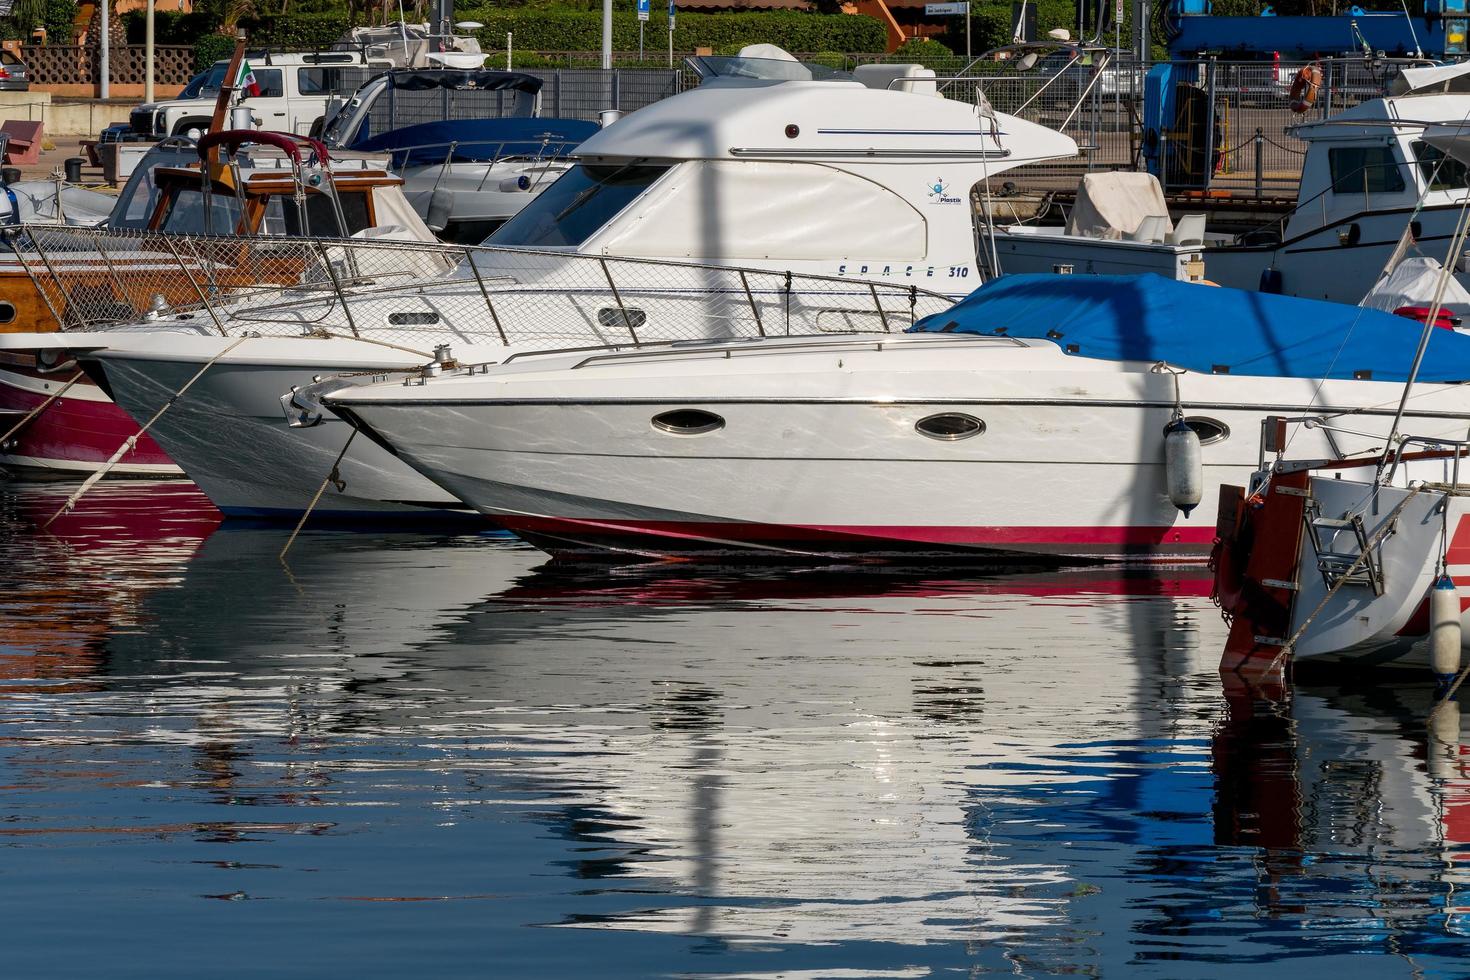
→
(1255, 415, 1470, 490)
(380, 136, 584, 193)
(4, 225, 955, 352)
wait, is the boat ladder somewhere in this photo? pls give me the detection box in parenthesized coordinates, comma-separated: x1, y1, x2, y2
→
(1304, 508, 1383, 595)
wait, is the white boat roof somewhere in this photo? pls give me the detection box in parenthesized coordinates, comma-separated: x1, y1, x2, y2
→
(1292, 91, 1470, 141)
(573, 77, 1077, 164)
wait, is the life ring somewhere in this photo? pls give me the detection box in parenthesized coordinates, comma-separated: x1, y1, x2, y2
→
(1288, 64, 1321, 114)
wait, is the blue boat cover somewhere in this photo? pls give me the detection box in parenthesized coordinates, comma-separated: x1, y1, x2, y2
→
(350, 118, 598, 168)
(908, 273, 1470, 382)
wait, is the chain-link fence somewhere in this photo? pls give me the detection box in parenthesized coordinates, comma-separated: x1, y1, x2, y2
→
(7, 226, 954, 354)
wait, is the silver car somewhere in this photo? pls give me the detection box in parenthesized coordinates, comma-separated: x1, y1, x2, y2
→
(0, 51, 30, 92)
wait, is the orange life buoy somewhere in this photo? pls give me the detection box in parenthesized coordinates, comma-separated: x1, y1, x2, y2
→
(1288, 64, 1321, 114)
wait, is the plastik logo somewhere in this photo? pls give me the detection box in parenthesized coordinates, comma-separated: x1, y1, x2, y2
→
(926, 177, 962, 205)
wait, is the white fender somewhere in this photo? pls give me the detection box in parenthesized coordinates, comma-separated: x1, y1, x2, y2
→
(1431, 574, 1462, 684)
(1164, 418, 1203, 517)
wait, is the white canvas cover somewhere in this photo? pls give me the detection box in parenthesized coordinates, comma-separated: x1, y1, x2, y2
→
(1360, 256, 1470, 318)
(1066, 171, 1173, 240)
(1389, 61, 1470, 96)
(370, 185, 440, 243)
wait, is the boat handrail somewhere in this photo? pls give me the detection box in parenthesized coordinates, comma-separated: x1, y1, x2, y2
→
(3, 224, 956, 353)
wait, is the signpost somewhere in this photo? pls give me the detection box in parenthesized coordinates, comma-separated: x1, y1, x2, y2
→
(638, 0, 649, 62)
(924, 2, 970, 59)
(668, 0, 675, 68)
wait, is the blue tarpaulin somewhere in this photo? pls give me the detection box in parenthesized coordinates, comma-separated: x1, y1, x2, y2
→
(908, 273, 1470, 382)
(350, 118, 598, 168)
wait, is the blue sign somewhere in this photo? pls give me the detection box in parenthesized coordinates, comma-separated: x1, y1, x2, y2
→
(668, 0, 675, 27)
(637, 0, 649, 21)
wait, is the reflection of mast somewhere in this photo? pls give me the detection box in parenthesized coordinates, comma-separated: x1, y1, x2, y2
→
(650, 681, 724, 944)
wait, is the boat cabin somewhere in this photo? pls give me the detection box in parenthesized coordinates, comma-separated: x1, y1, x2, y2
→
(481, 51, 1077, 289)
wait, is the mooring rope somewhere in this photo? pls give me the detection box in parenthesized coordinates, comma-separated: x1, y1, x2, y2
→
(43, 337, 249, 528)
(278, 428, 358, 562)
(0, 369, 83, 447)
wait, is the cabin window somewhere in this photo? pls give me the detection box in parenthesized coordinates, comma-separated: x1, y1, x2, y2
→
(1412, 140, 1470, 191)
(261, 191, 373, 237)
(915, 413, 985, 440)
(590, 160, 928, 262)
(487, 164, 671, 248)
(651, 409, 725, 435)
(1328, 146, 1406, 195)
(158, 188, 243, 235)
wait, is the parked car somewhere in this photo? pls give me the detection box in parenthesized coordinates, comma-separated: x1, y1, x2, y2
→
(128, 51, 388, 140)
(0, 50, 31, 92)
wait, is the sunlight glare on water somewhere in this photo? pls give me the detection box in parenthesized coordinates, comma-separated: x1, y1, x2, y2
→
(2, 481, 1469, 978)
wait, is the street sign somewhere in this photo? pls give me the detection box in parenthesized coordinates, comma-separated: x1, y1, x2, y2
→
(637, 0, 649, 22)
(668, 0, 676, 26)
(925, 2, 969, 14)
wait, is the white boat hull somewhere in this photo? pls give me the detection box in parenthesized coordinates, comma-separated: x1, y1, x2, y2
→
(330, 333, 1470, 562)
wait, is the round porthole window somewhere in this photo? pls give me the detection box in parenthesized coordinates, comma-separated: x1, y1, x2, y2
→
(915, 412, 985, 441)
(0, 301, 16, 324)
(1165, 416, 1230, 445)
(652, 409, 725, 435)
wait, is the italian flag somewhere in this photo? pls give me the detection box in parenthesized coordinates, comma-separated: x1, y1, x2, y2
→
(237, 60, 261, 98)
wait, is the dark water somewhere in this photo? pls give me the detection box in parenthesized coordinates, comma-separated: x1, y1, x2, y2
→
(4, 481, 1470, 978)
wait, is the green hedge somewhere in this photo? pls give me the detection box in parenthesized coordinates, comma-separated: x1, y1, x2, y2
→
(460, 9, 887, 55)
(194, 32, 237, 71)
(242, 12, 352, 50)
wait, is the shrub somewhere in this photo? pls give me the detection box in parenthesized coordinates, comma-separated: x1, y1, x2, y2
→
(462, 9, 887, 55)
(240, 12, 352, 50)
(885, 37, 952, 69)
(194, 32, 236, 71)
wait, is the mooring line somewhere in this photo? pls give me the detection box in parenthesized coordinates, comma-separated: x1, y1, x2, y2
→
(278, 428, 358, 562)
(0, 369, 84, 447)
(43, 337, 248, 528)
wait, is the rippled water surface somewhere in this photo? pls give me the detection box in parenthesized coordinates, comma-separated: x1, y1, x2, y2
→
(4, 481, 1470, 978)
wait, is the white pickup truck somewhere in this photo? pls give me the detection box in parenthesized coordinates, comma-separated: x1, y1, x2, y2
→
(128, 51, 388, 140)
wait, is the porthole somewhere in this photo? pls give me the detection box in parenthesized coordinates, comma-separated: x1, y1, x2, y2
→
(652, 409, 725, 435)
(598, 307, 647, 329)
(1165, 416, 1230, 446)
(0, 301, 16, 324)
(388, 311, 440, 326)
(916, 412, 985, 441)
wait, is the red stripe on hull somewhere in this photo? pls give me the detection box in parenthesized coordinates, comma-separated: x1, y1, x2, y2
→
(0, 366, 174, 469)
(496, 514, 1217, 562)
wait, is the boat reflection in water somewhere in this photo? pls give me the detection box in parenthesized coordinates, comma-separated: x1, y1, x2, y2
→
(4, 498, 1470, 972)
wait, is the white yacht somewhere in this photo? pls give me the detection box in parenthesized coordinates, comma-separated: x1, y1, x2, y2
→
(993, 62, 1470, 306)
(3, 51, 1077, 519)
(325, 273, 1470, 563)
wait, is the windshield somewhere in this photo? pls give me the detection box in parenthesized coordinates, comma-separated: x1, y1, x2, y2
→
(179, 71, 209, 100)
(686, 55, 849, 82)
(108, 145, 205, 228)
(486, 163, 669, 248)
(194, 62, 230, 98)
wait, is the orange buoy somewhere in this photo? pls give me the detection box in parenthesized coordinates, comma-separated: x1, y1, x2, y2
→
(1288, 63, 1322, 114)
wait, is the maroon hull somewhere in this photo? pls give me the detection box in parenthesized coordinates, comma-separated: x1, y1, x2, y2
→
(0, 356, 177, 477)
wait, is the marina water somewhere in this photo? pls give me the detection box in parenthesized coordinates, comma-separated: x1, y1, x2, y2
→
(4, 480, 1470, 978)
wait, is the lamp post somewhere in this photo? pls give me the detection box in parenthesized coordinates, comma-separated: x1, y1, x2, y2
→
(144, 0, 154, 104)
(99, 0, 108, 99)
(602, 0, 612, 69)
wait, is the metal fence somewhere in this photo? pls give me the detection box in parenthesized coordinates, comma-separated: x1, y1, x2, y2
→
(522, 69, 686, 121)
(958, 55, 1397, 195)
(5, 226, 954, 353)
